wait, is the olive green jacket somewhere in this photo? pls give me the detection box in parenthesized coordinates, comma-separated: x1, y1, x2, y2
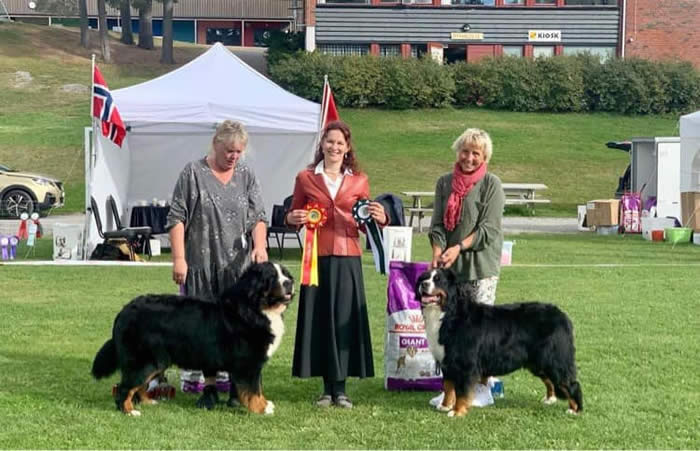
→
(429, 172, 505, 281)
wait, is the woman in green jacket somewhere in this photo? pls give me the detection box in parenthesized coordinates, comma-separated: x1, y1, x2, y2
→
(427, 127, 505, 408)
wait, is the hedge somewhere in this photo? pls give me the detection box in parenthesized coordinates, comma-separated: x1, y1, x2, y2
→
(268, 52, 700, 115)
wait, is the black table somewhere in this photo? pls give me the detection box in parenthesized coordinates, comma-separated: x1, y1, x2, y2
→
(130, 205, 170, 235)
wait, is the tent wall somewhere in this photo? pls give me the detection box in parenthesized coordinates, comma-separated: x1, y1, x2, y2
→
(86, 132, 132, 256)
(126, 128, 317, 224)
(680, 112, 700, 193)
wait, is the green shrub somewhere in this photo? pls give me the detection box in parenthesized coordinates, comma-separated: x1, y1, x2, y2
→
(269, 51, 700, 114)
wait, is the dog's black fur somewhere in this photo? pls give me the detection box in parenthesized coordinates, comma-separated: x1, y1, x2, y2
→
(92, 262, 294, 415)
(416, 268, 583, 416)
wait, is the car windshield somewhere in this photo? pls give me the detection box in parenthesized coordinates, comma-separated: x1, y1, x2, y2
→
(0, 164, 16, 172)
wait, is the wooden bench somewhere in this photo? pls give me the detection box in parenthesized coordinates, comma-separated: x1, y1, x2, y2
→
(502, 183, 550, 212)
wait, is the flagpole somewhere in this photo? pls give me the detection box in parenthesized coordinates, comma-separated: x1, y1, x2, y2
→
(314, 74, 329, 155)
(84, 54, 97, 260)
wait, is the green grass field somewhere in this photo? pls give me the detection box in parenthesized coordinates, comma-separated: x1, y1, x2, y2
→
(1, 235, 699, 449)
(0, 22, 679, 217)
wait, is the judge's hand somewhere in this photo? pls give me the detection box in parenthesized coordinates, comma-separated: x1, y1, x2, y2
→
(439, 245, 461, 269)
(368, 201, 388, 225)
(173, 257, 188, 286)
(286, 209, 308, 226)
(251, 246, 268, 264)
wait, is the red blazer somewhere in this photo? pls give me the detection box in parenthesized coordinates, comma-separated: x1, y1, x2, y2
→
(290, 168, 371, 257)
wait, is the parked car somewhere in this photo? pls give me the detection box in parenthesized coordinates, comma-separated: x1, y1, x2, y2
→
(0, 163, 65, 218)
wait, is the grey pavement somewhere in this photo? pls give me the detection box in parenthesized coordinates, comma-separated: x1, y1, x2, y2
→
(0, 213, 578, 236)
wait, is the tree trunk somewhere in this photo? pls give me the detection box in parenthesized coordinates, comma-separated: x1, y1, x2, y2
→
(137, 0, 153, 50)
(97, 0, 111, 63)
(160, 0, 174, 64)
(119, 0, 134, 45)
(79, 0, 89, 48)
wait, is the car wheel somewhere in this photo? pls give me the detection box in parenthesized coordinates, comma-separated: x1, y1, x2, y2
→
(3, 189, 35, 218)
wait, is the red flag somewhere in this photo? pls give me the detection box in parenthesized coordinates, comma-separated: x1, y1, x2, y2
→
(320, 77, 340, 130)
(92, 65, 126, 147)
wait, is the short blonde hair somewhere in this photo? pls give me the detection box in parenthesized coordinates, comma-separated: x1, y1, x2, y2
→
(213, 120, 248, 147)
(451, 128, 493, 163)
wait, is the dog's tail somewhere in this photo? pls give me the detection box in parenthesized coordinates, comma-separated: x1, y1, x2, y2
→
(91, 339, 118, 379)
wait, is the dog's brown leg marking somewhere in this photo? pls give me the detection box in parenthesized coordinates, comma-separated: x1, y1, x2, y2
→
(480, 376, 489, 386)
(442, 379, 456, 409)
(542, 378, 555, 399)
(452, 382, 477, 417)
(559, 385, 579, 412)
(238, 389, 268, 414)
(122, 386, 142, 414)
(136, 385, 157, 405)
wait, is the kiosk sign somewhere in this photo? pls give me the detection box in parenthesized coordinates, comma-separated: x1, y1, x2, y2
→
(528, 30, 561, 42)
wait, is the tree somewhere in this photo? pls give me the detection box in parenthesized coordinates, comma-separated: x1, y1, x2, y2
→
(119, 0, 134, 45)
(107, 0, 134, 45)
(133, 0, 153, 50)
(79, 0, 89, 48)
(159, 0, 174, 63)
(97, 0, 111, 62)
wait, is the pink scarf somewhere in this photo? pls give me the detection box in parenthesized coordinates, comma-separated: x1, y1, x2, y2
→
(444, 162, 487, 231)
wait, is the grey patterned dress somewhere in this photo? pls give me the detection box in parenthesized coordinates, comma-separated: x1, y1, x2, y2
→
(166, 157, 267, 300)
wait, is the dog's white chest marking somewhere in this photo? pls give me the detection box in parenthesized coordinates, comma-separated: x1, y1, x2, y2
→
(422, 306, 445, 363)
(264, 310, 285, 357)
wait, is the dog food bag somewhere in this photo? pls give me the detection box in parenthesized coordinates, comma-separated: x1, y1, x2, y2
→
(385, 261, 442, 391)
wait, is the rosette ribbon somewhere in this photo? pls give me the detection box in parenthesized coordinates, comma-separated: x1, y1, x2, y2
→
(0, 236, 8, 261)
(9, 236, 18, 260)
(300, 202, 328, 286)
(352, 199, 386, 275)
(17, 213, 29, 240)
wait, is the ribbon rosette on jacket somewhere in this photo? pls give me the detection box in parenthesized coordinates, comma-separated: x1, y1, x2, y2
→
(352, 199, 386, 275)
(300, 202, 328, 286)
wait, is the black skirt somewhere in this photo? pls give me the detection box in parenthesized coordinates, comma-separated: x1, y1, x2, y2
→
(292, 256, 374, 380)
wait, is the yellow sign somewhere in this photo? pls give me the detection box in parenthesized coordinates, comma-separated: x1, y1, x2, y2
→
(450, 32, 484, 40)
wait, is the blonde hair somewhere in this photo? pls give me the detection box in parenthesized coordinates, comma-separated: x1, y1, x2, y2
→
(451, 128, 493, 163)
(211, 120, 248, 155)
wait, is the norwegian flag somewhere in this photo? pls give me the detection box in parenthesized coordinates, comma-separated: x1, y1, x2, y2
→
(92, 65, 126, 147)
(320, 75, 340, 130)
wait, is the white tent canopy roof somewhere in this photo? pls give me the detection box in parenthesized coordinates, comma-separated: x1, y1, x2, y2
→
(681, 110, 700, 138)
(113, 42, 320, 132)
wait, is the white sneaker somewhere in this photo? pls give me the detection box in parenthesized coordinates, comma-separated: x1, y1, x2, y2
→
(429, 385, 494, 408)
(429, 392, 445, 407)
(471, 383, 494, 407)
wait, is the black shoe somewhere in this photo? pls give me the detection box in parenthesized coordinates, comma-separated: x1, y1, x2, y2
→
(316, 394, 333, 408)
(196, 385, 219, 410)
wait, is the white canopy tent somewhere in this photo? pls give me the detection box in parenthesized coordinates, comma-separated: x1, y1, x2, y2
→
(85, 43, 320, 258)
(680, 110, 700, 193)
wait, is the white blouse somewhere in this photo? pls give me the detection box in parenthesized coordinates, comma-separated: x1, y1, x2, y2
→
(314, 161, 352, 200)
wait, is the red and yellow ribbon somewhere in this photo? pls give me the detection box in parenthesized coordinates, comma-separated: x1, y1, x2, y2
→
(300, 202, 327, 286)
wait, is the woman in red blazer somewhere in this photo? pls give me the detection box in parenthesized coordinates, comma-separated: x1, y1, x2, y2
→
(287, 120, 388, 409)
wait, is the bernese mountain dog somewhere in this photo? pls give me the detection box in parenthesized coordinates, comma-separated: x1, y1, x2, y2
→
(416, 267, 583, 417)
(91, 262, 294, 416)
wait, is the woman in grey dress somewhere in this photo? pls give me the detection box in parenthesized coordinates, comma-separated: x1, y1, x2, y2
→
(166, 120, 268, 408)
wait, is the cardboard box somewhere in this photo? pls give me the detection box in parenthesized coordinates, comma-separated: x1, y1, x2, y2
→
(586, 199, 620, 227)
(681, 192, 700, 231)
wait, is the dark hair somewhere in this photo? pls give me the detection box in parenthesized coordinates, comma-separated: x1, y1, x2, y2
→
(308, 120, 361, 174)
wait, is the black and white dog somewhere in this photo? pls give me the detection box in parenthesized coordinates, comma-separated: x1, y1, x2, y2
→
(416, 268, 583, 417)
(92, 262, 294, 416)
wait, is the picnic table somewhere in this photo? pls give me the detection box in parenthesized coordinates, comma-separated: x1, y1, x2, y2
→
(402, 183, 550, 232)
(502, 183, 551, 210)
(401, 191, 433, 232)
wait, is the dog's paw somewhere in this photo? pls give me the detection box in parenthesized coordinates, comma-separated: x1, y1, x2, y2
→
(264, 400, 275, 415)
(127, 409, 142, 417)
(566, 408, 579, 416)
(542, 395, 557, 405)
(436, 404, 452, 412)
(196, 387, 219, 410)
